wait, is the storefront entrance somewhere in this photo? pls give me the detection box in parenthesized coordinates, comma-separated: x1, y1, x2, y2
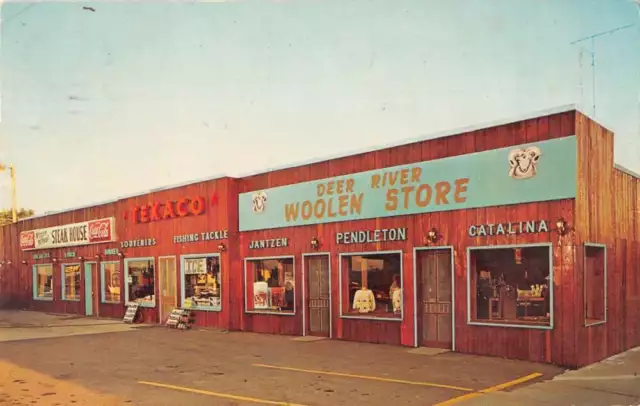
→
(158, 256, 177, 324)
(84, 262, 97, 316)
(304, 254, 331, 337)
(416, 248, 453, 349)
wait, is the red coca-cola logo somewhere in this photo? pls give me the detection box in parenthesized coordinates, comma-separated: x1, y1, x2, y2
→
(20, 231, 35, 249)
(88, 219, 113, 242)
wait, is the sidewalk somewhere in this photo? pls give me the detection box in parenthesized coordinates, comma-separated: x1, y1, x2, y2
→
(0, 310, 145, 343)
(461, 347, 640, 406)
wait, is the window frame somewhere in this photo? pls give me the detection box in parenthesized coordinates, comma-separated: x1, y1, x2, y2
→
(338, 250, 404, 322)
(583, 242, 607, 327)
(100, 260, 122, 304)
(466, 242, 554, 330)
(32, 263, 54, 301)
(180, 253, 222, 312)
(124, 257, 156, 308)
(61, 263, 82, 302)
(243, 255, 296, 316)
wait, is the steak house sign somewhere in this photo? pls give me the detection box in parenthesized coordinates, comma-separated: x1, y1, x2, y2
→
(20, 217, 116, 251)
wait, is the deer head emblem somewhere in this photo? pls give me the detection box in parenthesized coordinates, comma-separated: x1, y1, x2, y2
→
(508, 146, 541, 180)
(251, 191, 268, 213)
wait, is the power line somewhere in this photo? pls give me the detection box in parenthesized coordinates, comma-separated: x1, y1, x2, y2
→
(3, 2, 38, 25)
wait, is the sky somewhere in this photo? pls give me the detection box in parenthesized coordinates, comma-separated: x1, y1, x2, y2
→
(1, 0, 639, 214)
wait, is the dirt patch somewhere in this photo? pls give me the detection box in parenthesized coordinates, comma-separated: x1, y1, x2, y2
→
(0, 360, 125, 406)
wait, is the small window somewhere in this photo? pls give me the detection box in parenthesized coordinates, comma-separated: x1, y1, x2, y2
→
(62, 264, 81, 301)
(182, 254, 222, 311)
(584, 244, 606, 326)
(468, 245, 552, 328)
(101, 262, 121, 303)
(33, 264, 53, 300)
(245, 257, 295, 314)
(340, 252, 402, 319)
(125, 258, 156, 307)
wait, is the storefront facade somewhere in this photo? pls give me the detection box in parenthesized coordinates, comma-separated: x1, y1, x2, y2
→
(113, 177, 238, 328)
(0, 177, 238, 331)
(0, 106, 638, 368)
(3, 204, 120, 315)
(236, 118, 577, 355)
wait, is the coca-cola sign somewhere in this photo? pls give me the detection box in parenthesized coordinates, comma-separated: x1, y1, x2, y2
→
(20, 231, 35, 250)
(88, 219, 113, 242)
(20, 217, 116, 251)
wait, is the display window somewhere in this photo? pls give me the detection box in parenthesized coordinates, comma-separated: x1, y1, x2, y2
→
(339, 251, 403, 320)
(468, 244, 552, 328)
(124, 258, 156, 307)
(101, 261, 121, 303)
(244, 256, 295, 315)
(181, 254, 222, 311)
(584, 243, 606, 326)
(61, 264, 81, 301)
(33, 264, 53, 300)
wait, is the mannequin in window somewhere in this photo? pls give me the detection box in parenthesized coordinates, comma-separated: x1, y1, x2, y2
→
(476, 270, 493, 319)
(283, 280, 294, 311)
(352, 285, 375, 313)
(389, 275, 401, 314)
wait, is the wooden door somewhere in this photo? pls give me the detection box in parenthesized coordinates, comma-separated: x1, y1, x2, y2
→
(159, 256, 177, 323)
(418, 249, 453, 349)
(307, 255, 330, 337)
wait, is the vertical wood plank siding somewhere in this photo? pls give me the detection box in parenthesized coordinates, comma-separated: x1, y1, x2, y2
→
(574, 112, 640, 368)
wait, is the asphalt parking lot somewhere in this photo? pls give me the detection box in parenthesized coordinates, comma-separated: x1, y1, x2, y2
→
(0, 311, 562, 406)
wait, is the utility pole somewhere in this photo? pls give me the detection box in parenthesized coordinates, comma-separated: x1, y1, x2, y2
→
(570, 23, 635, 117)
(0, 163, 17, 223)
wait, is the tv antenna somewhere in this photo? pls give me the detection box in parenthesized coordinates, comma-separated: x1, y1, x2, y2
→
(570, 23, 635, 117)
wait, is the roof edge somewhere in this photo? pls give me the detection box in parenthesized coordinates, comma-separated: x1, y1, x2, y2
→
(21, 104, 580, 222)
(614, 163, 640, 179)
(235, 104, 579, 178)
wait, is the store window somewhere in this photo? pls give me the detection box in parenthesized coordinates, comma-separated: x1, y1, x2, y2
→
(181, 254, 222, 311)
(468, 245, 552, 328)
(33, 264, 53, 300)
(101, 261, 121, 303)
(62, 264, 81, 301)
(340, 252, 402, 319)
(125, 258, 155, 307)
(245, 257, 295, 314)
(584, 244, 606, 326)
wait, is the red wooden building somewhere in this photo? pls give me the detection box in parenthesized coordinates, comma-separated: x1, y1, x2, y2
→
(0, 105, 638, 368)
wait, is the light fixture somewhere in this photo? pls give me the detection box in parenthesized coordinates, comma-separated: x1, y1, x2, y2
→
(21, 260, 28, 265)
(78, 256, 84, 261)
(117, 252, 124, 258)
(310, 237, 320, 250)
(52, 258, 58, 263)
(425, 228, 438, 244)
(556, 218, 567, 236)
(217, 243, 227, 252)
(95, 254, 101, 260)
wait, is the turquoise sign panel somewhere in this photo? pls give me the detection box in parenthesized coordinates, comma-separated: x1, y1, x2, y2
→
(239, 136, 577, 232)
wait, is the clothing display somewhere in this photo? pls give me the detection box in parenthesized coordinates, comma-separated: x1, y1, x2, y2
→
(352, 288, 376, 313)
(392, 288, 402, 314)
(270, 287, 286, 308)
(253, 281, 269, 309)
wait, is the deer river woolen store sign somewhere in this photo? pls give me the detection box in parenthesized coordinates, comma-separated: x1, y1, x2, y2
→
(238, 136, 577, 231)
(20, 217, 116, 251)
